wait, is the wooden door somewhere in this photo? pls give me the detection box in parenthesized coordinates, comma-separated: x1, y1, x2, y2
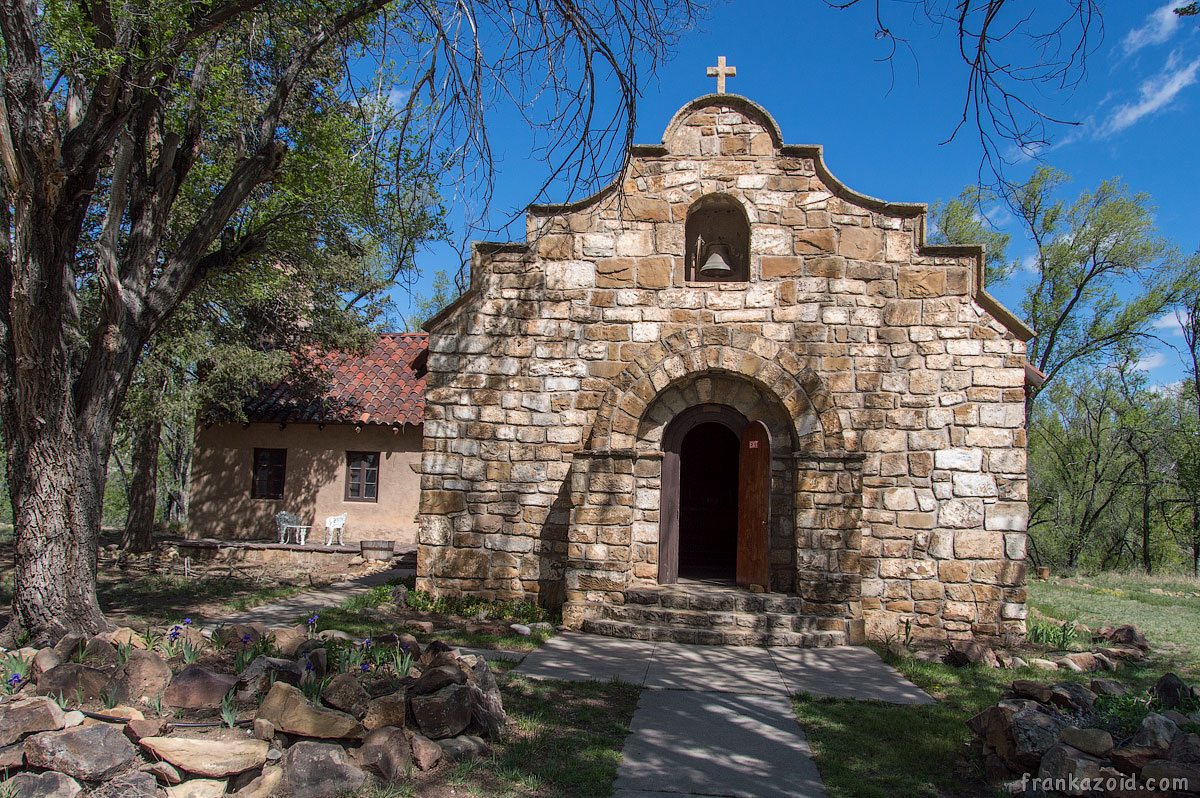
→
(736, 420, 771, 590)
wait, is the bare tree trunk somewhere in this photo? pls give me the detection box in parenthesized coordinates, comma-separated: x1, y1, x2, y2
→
(122, 421, 161, 553)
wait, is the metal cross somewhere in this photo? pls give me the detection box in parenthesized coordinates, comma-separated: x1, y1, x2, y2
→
(707, 56, 737, 94)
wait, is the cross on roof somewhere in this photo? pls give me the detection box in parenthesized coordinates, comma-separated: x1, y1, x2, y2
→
(707, 56, 737, 94)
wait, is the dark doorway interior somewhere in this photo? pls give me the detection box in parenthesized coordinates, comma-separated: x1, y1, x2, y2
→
(678, 422, 739, 582)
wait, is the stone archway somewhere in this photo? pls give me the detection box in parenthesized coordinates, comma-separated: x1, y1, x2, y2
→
(586, 327, 849, 454)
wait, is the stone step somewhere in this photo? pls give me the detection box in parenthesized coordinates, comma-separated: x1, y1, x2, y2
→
(581, 618, 847, 648)
(601, 604, 825, 633)
(623, 585, 804, 615)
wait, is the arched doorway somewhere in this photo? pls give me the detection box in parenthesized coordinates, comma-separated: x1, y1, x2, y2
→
(659, 404, 772, 589)
(678, 422, 739, 582)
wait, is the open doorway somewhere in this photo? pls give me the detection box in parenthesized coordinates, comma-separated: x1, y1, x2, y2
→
(678, 421, 739, 583)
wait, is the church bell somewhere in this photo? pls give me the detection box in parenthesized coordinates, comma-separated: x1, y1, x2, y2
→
(699, 242, 734, 275)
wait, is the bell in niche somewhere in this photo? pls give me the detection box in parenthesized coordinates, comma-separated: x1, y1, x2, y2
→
(699, 241, 734, 275)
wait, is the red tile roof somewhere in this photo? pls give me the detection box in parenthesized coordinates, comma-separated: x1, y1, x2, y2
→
(244, 333, 426, 427)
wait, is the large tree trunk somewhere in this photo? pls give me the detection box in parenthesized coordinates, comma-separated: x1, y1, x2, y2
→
(122, 421, 161, 553)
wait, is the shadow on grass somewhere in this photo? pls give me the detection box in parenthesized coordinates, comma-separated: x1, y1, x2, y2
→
(97, 574, 306, 625)
(416, 674, 640, 798)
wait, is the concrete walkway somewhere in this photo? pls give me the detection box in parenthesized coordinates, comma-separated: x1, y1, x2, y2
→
(202, 566, 413, 630)
(515, 633, 933, 798)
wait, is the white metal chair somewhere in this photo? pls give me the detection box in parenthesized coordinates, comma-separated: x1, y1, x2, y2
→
(276, 511, 312, 545)
(324, 513, 348, 546)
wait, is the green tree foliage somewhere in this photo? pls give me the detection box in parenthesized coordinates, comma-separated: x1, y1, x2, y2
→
(930, 185, 1016, 285)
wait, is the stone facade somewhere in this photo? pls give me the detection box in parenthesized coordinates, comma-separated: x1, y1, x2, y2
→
(417, 95, 1032, 643)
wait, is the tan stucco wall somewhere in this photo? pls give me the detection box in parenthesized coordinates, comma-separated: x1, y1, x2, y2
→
(189, 423, 422, 545)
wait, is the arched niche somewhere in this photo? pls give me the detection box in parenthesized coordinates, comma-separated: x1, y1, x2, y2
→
(684, 194, 750, 282)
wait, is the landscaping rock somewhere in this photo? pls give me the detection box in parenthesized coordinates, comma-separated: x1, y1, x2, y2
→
(1003, 706, 1071, 770)
(235, 655, 302, 699)
(362, 692, 408, 731)
(1029, 658, 1059, 671)
(1142, 758, 1200, 790)
(23, 722, 138, 781)
(300, 648, 328, 680)
(125, 718, 166, 741)
(411, 682, 473, 740)
(1090, 678, 1130, 697)
(0, 743, 23, 769)
(1153, 673, 1191, 710)
(268, 628, 307, 657)
(35, 663, 110, 704)
(253, 718, 275, 741)
(103, 627, 147, 649)
(234, 765, 282, 798)
(1, 770, 83, 798)
(1104, 625, 1150, 651)
(1011, 680, 1053, 703)
(358, 726, 411, 782)
(79, 637, 118, 668)
(165, 779, 228, 798)
(407, 731, 443, 771)
(52, 634, 86, 663)
(440, 734, 489, 762)
(1048, 682, 1097, 712)
(256, 681, 364, 739)
(1111, 713, 1180, 773)
(108, 648, 171, 705)
(468, 657, 506, 738)
(142, 760, 184, 784)
(31, 648, 61, 679)
(321, 672, 370, 719)
(1062, 652, 1099, 672)
(140, 736, 270, 777)
(1169, 733, 1200, 765)
(214, 624, 262, 649)
(164, 664, 237, 709)
(413, 664, 467, 696)
(1061, 727, 1114, 757)
(945, 640, 999, 668)
(510, 623, 532, 636)
(1037, 743, 1107, 795)
(0, 695, 69, 746)
(282, 741, 366, 798)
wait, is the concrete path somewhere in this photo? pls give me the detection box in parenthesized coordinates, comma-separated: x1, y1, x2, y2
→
(515, 633, 933, 798)
(202, 566, 414, 630)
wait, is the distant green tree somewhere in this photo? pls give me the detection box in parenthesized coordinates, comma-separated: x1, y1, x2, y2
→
(930, 185, 1016, 286)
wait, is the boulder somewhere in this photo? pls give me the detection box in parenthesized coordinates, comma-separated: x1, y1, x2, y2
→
(108, 648, 171, 705)
(946, 640, 999, 668)
(1062, 652, 1099, 672)
(411, 682, 473, 740)
(35, 663, 110, 704)
(1002, 706, 1071, 770)
(358, 726, 412, 781)
(104, 627, 148, 649)
(269, 628, 308, 658)
(234, 656, 302, 701)
(407, 730, 443, 771)
(233, 765, 283, 798)
(52, 634, 86, 663)
(79, 637, 117, 668)
(412, 665, 468, 696)
(468, 657, 506, 738)
(1029, 658, 1059, 671)
(0, 771, 83, 798)
(256, 681, 364, 739)
(321, 673, 370, 719)
(1048, 682, 1097, 712)
(1061, 727, 1114, 757)
(1169, 733, 1200, 765)
(282, 741, 366, 798)
(1011, 680, 1053, 704)
(165, 779, 228, 798)
(363, 692, 408, 731)
(1111, 713, 1180, 773)
(125, 718, 166, 741)
(253, 718, 275, 741)
(23, 722, 138, 781)
(1037, 743, 1108, 796)
(164, 664, 238, 709)
(1090, 678, 1130, 697)
(30, 648, 61, 680)
(1141, 759, 1200, 789)
(0, 696, 69, 747)
(213, 624, 261, 649)
(0, 743, 23, 769)
(1105, 625, 1150, 651)
(300, 648, 328, 681)
(440, 734, 489, 762)
(1153, 673, 1191, 710)
(140, 736, 270, 777)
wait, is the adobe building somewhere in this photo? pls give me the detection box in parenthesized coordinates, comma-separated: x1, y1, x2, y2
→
(189, 333, 427, 547)
(416, 85, 1035, 645)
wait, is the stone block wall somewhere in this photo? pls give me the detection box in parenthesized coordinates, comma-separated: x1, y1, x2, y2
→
(417, 94, 1031, 642)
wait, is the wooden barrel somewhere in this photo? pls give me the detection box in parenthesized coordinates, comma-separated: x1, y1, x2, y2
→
(360, 540, 395, 561)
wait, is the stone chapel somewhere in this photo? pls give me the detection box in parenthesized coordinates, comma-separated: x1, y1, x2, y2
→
(415, 83, 1035, 646)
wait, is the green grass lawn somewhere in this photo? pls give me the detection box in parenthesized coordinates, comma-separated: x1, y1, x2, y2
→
(796, 570, 1200, 798)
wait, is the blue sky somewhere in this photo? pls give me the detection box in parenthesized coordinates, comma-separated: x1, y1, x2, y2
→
(401, 1, 1199, 384)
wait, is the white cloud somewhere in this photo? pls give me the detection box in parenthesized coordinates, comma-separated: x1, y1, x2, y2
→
(1134, 351, 1168, 372)
(1153, 311, 1189, 337)
(1123, 2, 1183, 56)
(386, 87, 411, 111)
(1100, 51, 1200, 136)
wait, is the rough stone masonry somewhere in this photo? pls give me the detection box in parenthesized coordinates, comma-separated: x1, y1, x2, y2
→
(416, 94, 1033, 644)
